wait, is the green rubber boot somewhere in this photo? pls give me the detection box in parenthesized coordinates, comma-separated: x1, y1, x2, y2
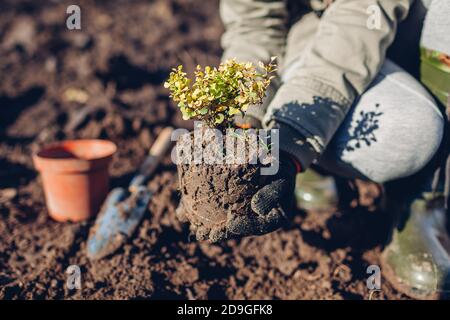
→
(420, 47, 450, 106)
(381, 193, 450, 299)
(295, 169, 338, 211)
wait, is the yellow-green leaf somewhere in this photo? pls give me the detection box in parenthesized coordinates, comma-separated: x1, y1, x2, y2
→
(214, 113, 225, 124)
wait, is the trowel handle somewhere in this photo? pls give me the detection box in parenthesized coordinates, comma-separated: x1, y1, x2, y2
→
(129, 127, 174, 190)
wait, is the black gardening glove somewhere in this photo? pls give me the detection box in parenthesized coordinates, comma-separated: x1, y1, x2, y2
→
(176, 119, 300, 242)
(226, 116, 300, 238)
(226, 152, 298, 237)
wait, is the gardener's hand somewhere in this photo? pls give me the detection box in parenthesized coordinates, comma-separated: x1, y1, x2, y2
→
(226, 152, 298, 237)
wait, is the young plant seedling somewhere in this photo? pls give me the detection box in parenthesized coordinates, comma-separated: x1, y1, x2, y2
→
(164, 57, 276, 129)
(166, 58, 280, 242)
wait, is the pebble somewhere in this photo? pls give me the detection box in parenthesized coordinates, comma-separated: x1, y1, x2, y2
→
(50, 279, 58, 288)
(0, 188, 17, 201)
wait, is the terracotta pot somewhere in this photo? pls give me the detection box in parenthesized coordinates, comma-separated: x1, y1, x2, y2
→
(33, 139, 117, 222)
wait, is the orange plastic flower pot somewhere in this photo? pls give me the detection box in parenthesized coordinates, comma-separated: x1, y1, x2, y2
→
(33, 139, 117, 222)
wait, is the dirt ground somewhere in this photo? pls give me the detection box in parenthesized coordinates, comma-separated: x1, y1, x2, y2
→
(0, 0, 409, 299)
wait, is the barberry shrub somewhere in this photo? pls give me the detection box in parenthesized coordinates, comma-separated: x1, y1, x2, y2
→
(164, 57, 276, 128)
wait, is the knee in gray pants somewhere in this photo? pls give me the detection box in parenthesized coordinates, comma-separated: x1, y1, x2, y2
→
(318, 60, 445, 184)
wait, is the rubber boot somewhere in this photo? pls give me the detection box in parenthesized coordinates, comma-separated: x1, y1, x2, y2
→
(295, 169, 338, 211)
(381, 193, 450, 299)
(420, 47, 450, 107)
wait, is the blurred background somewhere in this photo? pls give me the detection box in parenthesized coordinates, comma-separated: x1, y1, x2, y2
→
(0, 0, 407, 300)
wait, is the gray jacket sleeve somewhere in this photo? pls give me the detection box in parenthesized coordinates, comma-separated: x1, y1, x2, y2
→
(220, 0, 288, 120)
(263, 0, 413, 168)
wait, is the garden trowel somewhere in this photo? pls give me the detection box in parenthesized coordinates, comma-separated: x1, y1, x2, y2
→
(87, 127, 174, 260)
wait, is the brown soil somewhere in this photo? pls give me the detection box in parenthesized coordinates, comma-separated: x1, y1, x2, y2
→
(0, 0, 409, 299)
(176, 129, 273, 242)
